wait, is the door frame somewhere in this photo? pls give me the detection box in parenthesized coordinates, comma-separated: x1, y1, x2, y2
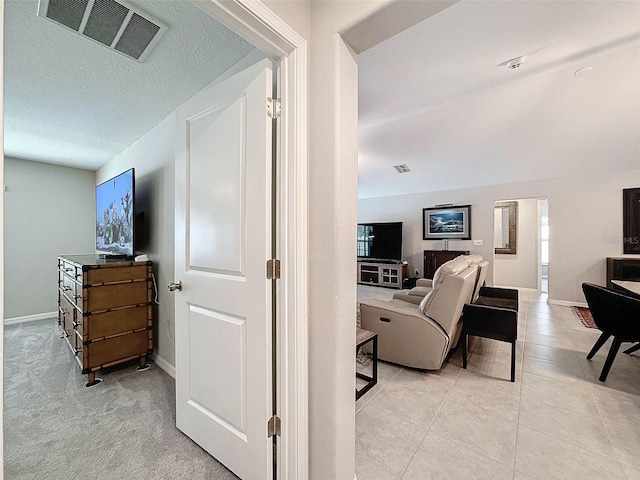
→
(193, 1, 309, 478)
(0, 1, 309, 479)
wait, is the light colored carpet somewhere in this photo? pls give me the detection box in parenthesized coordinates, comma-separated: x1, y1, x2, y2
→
(4, 319, 238, 480)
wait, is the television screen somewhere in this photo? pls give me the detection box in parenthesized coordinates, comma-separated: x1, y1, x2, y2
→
(95, 169, 135, 256)
(357, 222, 403, 262)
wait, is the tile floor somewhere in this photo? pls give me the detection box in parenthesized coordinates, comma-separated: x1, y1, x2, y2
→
(355, 286, 640, 480)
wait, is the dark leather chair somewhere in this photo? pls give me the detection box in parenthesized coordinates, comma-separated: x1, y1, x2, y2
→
(461, 287, 519, 382)
(582, 282, 640, 382)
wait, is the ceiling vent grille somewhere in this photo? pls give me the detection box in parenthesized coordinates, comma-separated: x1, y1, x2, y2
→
(393, 164, 411, 173)
(37, 0, 166, 62)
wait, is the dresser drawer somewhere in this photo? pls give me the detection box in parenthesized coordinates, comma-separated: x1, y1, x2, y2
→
(83, 305, 149, 341)
(85, 265, 149, 285)
(83, 281, 149, 313)
(82, 330, 151, 371)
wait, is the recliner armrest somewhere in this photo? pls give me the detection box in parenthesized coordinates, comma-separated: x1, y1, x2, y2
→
(416, 278, 433, 288)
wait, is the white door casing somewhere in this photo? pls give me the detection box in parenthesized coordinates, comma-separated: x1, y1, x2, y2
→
(174, 58, 273, 480)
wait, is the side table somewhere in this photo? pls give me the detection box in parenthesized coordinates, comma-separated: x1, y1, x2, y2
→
(356, 328, 378, 400)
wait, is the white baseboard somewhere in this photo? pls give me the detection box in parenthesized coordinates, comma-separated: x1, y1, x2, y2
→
(152, 353, 176, 379)
(547, 298, 588, 308)
(4, 311, 57, 326)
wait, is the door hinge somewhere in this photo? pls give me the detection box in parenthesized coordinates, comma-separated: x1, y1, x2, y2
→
(267, 415, 281, 438)
(267, 97, 281, 119)
(267, 259, 281, 279)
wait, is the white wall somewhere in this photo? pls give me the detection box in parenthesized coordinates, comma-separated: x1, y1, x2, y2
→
(359, 169, 640, 304)
(4, 157, 95, 320)
(96, 114, 176, 367)
(494, 197, 540, 289)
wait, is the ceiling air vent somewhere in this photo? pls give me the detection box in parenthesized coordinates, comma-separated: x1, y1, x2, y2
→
(37, 0, 166, 62)
(393, 164, 411, 173)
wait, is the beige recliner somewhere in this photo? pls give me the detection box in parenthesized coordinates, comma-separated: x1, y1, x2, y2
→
(360, 256, 478, 370)
(393, 255, 488, 305)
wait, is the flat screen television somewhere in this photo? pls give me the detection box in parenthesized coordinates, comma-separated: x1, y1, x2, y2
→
(357, 222, 403, 262)
(95, 168, 135, 257)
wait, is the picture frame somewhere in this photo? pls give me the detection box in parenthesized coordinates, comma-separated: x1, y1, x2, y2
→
(623, 188, 640, 254)
(423, 205, 472, 240)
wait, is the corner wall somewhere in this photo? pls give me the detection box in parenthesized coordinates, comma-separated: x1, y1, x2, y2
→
(358, 169, 640, 304)
(4, 158, 95, 320)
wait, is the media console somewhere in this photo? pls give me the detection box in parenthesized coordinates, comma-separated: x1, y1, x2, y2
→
(357, 261, 407, 288)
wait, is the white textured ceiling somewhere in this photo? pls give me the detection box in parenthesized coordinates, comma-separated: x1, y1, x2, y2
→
(358, 1, 640, 199)
(4, 0, 256, 170)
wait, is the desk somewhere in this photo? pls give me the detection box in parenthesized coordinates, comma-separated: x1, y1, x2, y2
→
(611, 280, 640, 299)
(356, 328, 378, 400)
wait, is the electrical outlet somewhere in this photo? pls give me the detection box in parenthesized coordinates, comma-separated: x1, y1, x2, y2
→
(473, 239, 483, 246)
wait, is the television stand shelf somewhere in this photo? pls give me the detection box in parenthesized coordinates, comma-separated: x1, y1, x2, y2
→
(57, 254, 153, 387)
(357, 261, 407, 288)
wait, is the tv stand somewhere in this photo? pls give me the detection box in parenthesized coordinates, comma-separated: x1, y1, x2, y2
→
(357, 261, 407, 288)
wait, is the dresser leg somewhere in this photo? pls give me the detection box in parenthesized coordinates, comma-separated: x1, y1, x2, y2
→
(136, 355, 150, 371)
(85, 371, 102, 388)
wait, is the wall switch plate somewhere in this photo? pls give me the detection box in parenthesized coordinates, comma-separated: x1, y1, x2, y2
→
(473, 239, 483, 246)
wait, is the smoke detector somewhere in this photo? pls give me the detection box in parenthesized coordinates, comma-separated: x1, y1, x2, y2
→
(506, 56, 526, 70)
(393, 164, 411, 173)
(37, 0, 167, 62)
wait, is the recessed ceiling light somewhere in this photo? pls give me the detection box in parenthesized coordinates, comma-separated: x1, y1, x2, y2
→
(574, 66, 593, 77)
(393, 164, 410, 173)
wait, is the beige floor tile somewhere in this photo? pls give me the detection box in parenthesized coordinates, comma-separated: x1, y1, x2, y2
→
(355, 401, 428, 480)
(367, 367, 456, 427)
(515, 426, 626, 480)
(355, 359, 403, 412)
(525, 330, 575, 350)
(401, 432, 513, 480)
(429, 386, 518, 466)
(519, 373, 616, 458)
(590, 387, 640, 468)
(523, 342, 580, 366)
(578, 349, 640, 396)
(622, 464, 640, 480)
(522, 354, 586, 384)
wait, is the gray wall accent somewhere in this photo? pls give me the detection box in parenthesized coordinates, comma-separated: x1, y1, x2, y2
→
(4, 157, 95, 319)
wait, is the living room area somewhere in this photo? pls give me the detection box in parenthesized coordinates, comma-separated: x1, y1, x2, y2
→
(353, 2, 640, 479)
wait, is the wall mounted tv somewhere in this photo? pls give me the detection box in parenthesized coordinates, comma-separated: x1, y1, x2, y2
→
(357, 222, 403, 262)
(95, 168, 135, 257)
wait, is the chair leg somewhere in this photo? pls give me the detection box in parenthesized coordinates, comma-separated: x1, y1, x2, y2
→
(623, 343, 640, 355)
(587, 332, 611, 360)
(599, 337, 623, 382)
(462, 332, 468, 369)
(510, 341, 516, 382)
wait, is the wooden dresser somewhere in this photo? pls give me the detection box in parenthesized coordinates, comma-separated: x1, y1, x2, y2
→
(423, 250, 470, 279)
(57, 255, 153, 386)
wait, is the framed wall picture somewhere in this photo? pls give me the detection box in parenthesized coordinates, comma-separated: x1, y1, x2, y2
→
(423, 205, 472, 240)
(623, 188, 640, 253)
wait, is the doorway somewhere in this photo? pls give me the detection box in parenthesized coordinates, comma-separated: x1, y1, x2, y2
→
(1, 1, 308, 478)
(493, 197, 547, 292)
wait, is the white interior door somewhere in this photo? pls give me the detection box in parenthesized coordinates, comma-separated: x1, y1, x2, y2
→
(174, 58, 273, 480)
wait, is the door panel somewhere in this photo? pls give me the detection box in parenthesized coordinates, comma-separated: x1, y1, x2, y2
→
(174, 58, 273, 480)
(187, 95, 246, 275)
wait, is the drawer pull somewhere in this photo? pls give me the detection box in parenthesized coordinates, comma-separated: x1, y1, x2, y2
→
(63, 286, 72, 292)
(65, 268, 74, 272)
(380, 317, 391, 323)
